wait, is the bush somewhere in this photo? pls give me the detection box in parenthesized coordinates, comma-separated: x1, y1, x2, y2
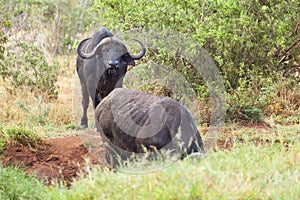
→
(93, 0, 300, 123)
(0, 125, 6, 152)
(94, 0, 299, 83)
(0, 124, 43, 153)
(0, 42, 59, 99)
(0, 19, 9, 60)
(0, 0, 96, 55)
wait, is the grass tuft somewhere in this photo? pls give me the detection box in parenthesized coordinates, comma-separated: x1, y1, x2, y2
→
(0, 124, 43, 150)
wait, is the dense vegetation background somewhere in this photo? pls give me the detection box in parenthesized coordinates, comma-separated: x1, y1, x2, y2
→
(1, 0, 299, 125)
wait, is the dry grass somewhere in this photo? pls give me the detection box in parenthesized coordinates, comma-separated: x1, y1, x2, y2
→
(0, 54, 90, 128)
(266, 80, 300, 117)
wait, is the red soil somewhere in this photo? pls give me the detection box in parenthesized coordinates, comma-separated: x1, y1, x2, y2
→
(0, 132, 107, 187)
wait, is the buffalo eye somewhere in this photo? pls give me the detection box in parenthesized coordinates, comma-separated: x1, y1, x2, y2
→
(121, 53, 131, 62)
(121, 53, 135, 66)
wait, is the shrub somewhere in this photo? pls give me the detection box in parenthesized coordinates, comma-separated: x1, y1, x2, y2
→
(93, 0, 300, 123)
(0, 19, 9, 60)
(0, 42, 59, 99)
(3, 124, 42, 147)
(0, 125, 6, 152)
(0, 124, 43, 152)
(0, 0, 96, 55)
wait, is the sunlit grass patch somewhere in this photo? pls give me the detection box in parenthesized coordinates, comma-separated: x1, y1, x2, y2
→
(50, 140, 300, 200)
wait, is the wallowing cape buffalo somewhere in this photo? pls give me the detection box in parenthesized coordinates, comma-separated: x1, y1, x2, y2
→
(76, 27, 146, 127)
(95, 88, 205, 168)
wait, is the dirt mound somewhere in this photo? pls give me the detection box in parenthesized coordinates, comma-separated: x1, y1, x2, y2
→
(0, 130, 236, 186)
(0, 133, 107, 186)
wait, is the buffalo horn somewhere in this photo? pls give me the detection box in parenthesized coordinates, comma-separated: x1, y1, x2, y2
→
(130, 39, 146, 60)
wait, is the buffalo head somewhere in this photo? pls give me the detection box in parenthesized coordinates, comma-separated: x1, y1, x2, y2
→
(77, 35, 146, 69)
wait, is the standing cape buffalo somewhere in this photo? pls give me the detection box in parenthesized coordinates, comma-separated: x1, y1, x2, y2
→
(95, 88, 205, 168)
(76, 27, 146, 127)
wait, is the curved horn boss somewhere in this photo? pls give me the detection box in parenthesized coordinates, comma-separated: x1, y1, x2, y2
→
(77, 27, 113, 59)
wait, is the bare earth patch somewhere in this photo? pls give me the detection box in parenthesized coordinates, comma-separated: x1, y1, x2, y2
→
(0, 132, 107, 187)
(0, 132, 231, 187)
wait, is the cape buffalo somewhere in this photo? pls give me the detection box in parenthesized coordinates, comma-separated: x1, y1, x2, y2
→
(76, 27, 146, 127)
(95, 88, 205, 168)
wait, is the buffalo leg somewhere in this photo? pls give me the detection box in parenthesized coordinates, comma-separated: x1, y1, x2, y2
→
(80, 82, 89, 127)
(87, 81, 98, 110)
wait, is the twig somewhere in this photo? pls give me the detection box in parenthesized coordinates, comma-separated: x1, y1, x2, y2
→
(200, 2, 205, 24)
(279, 37, 300, 63)
(293, 21, 300, 38)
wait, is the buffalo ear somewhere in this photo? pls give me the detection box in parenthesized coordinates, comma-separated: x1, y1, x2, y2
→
(121, 54, 135, 66)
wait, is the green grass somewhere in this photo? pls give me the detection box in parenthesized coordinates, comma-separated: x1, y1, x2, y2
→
(0, 125, 299, 199)
(47, 141, 299, 200)
(0, 166, 46, 200)
(0, 133, 300, 199)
